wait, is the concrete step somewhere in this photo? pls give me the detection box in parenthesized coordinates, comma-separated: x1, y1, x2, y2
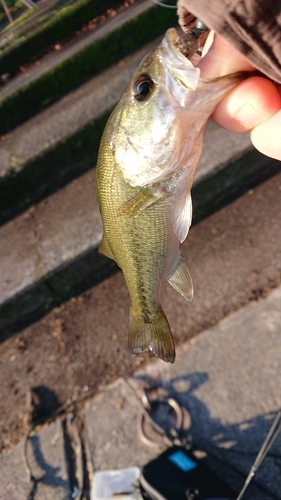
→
(1, 171, 281, 454)
(0, 37, 162, 224)
(0, 0, 280, 337)
(1, 113, 280, 335)
(1, 4, 280, 496)
(0, 0, 175, 136)
(0, 0, 153, 99)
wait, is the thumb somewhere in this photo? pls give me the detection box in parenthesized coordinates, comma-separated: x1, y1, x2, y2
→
(250, 110, 281, 161)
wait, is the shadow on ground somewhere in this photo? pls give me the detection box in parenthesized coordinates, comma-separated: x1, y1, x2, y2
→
(133, 372, 281, 499)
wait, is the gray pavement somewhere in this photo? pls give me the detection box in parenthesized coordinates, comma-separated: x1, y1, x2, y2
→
(1, 285, 281, 499)
(0, 419, 70, 500)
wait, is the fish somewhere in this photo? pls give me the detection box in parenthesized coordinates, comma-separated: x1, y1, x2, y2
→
(96, 28, 241, 363)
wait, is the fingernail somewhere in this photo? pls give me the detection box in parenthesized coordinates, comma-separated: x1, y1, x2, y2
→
(235, 103, 270, 127)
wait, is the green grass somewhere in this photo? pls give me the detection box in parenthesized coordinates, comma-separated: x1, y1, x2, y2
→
(0, 0, 35, 26)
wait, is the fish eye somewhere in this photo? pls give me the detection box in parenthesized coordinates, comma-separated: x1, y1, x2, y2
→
(133, 74, 154, 101)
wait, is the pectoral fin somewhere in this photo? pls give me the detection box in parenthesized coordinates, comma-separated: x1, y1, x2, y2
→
(98, 234, 115, 261)
(119, 187, 164, 218)
(167, 253, 193, 301)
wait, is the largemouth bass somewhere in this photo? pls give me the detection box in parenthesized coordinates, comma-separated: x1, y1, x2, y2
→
(96, 28, 240, 363)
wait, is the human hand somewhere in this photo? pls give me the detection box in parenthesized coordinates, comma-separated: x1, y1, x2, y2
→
(197, 31, 281, 161)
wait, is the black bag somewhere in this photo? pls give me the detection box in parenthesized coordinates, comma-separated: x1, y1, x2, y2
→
(139, 446, 236, 500)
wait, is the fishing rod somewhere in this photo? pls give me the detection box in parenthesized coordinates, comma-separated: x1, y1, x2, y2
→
(236, 409, 281, 500)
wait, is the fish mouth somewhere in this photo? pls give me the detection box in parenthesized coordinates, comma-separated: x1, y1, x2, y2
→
(165, 27, 199, 61)
(161, 28, 201, 94)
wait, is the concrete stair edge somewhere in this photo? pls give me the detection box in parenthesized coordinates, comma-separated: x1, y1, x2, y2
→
(1, 133, 280, 335)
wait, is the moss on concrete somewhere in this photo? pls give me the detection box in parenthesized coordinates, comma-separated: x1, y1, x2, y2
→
(0, 5, 175, 134)
(0, 0, 122, 73)
(0, 109, 111, 223)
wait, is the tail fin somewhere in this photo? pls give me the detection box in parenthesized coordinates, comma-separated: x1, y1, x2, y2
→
(129, 310, 175, 363)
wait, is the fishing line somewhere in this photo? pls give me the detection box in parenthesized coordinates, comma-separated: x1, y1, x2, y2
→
(150, 0, 177, 8)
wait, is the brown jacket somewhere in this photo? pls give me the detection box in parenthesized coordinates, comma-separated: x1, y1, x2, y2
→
(177, 0, 281, 83)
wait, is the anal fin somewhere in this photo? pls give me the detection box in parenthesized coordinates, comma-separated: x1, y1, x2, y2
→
(167, 253, 193, 301)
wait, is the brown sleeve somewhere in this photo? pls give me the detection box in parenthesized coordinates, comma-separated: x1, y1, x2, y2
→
(177, 0, 281, 83)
